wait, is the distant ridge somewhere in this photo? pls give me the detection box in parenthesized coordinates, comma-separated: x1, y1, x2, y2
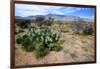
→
(15, 14, 94, 23)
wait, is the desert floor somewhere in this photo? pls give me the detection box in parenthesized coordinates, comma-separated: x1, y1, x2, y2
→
(15, 30, 95, 66)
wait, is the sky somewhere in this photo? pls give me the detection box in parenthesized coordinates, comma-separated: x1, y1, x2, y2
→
(15, 4, 95, 19)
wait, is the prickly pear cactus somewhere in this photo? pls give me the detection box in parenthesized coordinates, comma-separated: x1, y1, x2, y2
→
(16, 27, 62, 58)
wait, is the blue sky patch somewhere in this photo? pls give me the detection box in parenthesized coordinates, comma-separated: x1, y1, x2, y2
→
(15, 4, 95, 19)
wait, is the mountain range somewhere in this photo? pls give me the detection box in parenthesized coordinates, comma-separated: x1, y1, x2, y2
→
(15, 14, 94, 23)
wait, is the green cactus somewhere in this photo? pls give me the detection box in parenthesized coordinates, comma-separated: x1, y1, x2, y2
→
(34, 46, 48, 58)
(16, 27, 61, 58)
(16, 36, 23, 44)
(21, 37, 34, 52)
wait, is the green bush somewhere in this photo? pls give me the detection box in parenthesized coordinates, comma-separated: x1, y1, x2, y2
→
(49, 43, 62, 51)
(21, 37, 34, 52)
(34, 47, 48, 58)
(16, 27, 61, 58)
(14, 28, 24, 34)
(72, 22, 94, 35)
(14, 27, 19, 34)
(16, 36, 23, 44)
(83, 27, 93, 35)
(18, 29, 24, 33)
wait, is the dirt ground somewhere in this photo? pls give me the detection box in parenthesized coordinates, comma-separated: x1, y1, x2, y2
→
(15, 32, 95, 66)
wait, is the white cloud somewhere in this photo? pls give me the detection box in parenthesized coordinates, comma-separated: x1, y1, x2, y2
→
(15, 3, 91, 17)
(15, 4, 64, 16)
(53, 10, 64, 15)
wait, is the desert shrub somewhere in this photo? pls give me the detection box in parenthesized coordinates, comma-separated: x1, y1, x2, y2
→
(72, 22, 94, 35)
(83, 25, 93, 35)
(52, 24, 60, 29)
(49, 43, 62, 51)
(16, 19, 31, 29)
(16, 27, 61, 58)
(21, 37, 34, 51)
(23, 34, 28, 39)
(34, 47, 48, 58)
(35, 16, 45, 26)
(14, 28, 18, 34)
(72, 22, 84, 34)
(14, 24, 19, 34)
(35, 16, 54, 27)
(14, 28, 24, 34)
(16, 36, 23, 44)
(45, 16, 54, 26)
(60, 24, 70, 33)
(31, 23, 39, 28)
(19, 29, 24, 33)
(60, 28, 69, 33)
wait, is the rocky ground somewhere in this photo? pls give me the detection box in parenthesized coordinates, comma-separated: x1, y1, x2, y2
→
(15, 31, 95, 66)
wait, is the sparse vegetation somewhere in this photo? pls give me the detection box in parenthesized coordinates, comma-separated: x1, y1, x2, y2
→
(16, 36, 23, 44)
(15, 15, 95, 65)
(16, 25, 62, 58)
(83, 25, 93, 35)
(34, 46, 48, 58)
(14, 27, 24, 34)
(15, 19, 31, 29)
(15, 17, 94, 59)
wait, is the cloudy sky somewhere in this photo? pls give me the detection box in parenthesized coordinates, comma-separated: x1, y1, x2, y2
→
(15, 4, 95, 19)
